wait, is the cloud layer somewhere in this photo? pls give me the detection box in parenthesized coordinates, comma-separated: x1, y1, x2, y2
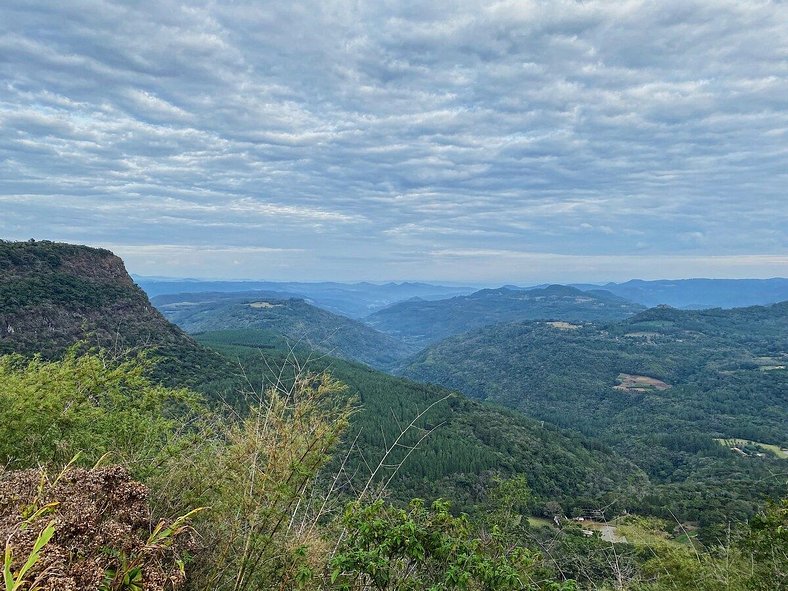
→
(1, 0, 786, 281)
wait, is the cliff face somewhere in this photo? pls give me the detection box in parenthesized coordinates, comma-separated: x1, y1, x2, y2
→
(0, 240, 229, 386)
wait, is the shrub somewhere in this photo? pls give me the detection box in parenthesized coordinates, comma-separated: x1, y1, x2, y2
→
(329, 498, 571, 591)
(0, 350, 199, 475)
(151, 371, 355, 591)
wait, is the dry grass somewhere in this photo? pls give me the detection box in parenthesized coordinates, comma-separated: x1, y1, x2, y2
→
(0, 465, 193, 591)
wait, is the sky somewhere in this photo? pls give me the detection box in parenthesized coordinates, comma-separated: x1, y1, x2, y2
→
(1, 0, 786, 283)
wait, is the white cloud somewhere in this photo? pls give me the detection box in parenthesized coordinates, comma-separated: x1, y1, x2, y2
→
(0, 0, 785, 280)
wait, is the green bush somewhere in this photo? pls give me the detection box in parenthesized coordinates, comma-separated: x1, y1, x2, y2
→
(330, 498, 575, 591)
(0, 349, 199, 475)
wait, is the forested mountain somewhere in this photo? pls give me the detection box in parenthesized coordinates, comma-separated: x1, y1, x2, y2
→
(0, 240, 230, 387)
(401, 303, 788, 527)
(365, 284, 644, 347)
(572, 278, 788, 309)
(155, 292, 418, 369)
(138, 277, 476, 318)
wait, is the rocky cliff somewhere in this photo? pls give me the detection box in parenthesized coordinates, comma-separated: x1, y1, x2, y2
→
(0, 240, 229, 386)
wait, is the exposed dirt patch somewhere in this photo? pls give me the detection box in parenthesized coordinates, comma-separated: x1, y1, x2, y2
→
(614, 373, 671, 393)
(754, 355, 787, 371)
(0, 466, 192, 590)
(249, 301, 283, 309)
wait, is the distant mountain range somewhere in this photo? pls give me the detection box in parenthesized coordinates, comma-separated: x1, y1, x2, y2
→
(364, 285, 645, 348)
(137, 277, 788, 321)
(136, 277, 476, 318)
(141, 275, 788, 382)
(571, 278, 788, 309)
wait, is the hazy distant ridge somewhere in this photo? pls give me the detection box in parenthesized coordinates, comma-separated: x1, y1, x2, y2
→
(571, 278, 788, 309)
(137, 278, 476, 318)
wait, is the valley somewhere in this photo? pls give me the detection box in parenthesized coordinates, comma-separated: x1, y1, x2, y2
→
(363, 285, 645, 348)
(1, 240, 786, 590)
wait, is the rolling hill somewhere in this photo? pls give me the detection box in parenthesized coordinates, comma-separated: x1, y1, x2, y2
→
(400, 303, 788, 522)
(195, 328, 648, 513)
(154, 292, 418, 370)
(402, 303, 788, 439)
(365, 284, 644, 348)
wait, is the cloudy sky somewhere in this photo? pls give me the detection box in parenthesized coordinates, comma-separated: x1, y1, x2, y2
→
(1, 0, 786, 282)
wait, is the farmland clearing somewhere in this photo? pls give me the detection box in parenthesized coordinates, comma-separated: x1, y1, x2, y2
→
(714, 438, 788, 459)
(614, 373, 671, 393)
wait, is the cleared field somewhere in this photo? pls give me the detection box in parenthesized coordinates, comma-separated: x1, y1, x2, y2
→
(248, 301, 283, 309)
(529, 515, 701, 548)
(615, 518, 694, 549)
(581, 521, 628, 543)
(614, 373, 671, 392)
(527, 516, 555, 528)
(546, 321, 581, 330)
(714, 438, 788, 459)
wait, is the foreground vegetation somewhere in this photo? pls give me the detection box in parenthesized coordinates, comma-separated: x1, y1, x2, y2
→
(1, 350, 785, 590)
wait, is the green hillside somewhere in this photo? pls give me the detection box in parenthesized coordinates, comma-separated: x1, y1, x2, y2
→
(401, 303, 788, 527)
(156, 293, 418, 370)
(365, 285, 644, 348)
(195, 328, 648, 514)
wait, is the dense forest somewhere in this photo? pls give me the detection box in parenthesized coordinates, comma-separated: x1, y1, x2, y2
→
(401, 305, 788, 537)
(194, 328, 647, 514)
